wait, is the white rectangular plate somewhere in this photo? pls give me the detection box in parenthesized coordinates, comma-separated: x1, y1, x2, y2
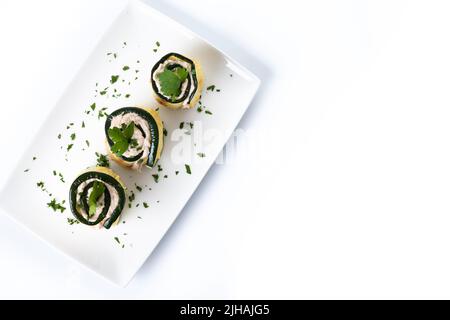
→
(0, 0, 259, 286)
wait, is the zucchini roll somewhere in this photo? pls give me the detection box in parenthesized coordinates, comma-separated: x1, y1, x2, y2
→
(151, 52, 204, 109)
(105, 106, 164, 170)
(69, 167, 126, 229)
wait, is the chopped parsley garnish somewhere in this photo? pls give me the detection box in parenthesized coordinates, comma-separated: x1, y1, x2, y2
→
(185, 164, 191, 174)
(82, 121, 85, 128)
(197, 152, 206, 158)
(47, 198, 66, 213)
(67, 218, 80, 225)
(58, 173, 65, 183)
(125, 94, 131, 98)
(85, 140, 90, 147)
(95, 152, 110, 168)
(98, 107, 108, 119)
(114, 237, 120, 244)
(205, 110, 213, 115)
(163, 128, 167, 136)
(135, 184, 142, 192)
(157, 164, 163, 172)
(100, 90, 107, 95)
(90, 103, 96, 111)
(207, 85, 216, 91)
(108, 122, 135, 156)
(67, 144, 73, 151)
(152, 174, 159, 183)
(58, 134, 61, 139)
(24, 169, 30, 173)
(175, 171, 179, 175)
(156, 41, 160, 47)
(179, 122, 184, 129)
(32, 156, 37, 161)
(110, 75, 119, 84)
(70, 133, 76, 140)
(143, 202, 149, 208)
(123, 66, 130, 71)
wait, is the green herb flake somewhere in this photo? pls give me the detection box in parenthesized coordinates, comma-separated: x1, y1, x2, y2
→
(32, 156, 37, 161)
(85, 140, 90, 147)
(95, 152, 110, 168)
(114, 237, 120, 244)
(123, 66, 130, 71)
(207, 85, 216, 91)
(47, 198, 66, 213)
(53, 170, 57, 176)
(100, 90, 107, 95)
(135, 184, 142, 192)
(128, 191, 135, 203)
(152, 174, 159, 183)
(156, 41, 160, 47)
(163, 128, 167, 136)
(125, 94, 131, 98)
(185, 164, 191, 175)
(179, 122, 184, 129)
(110, 75, 119, 84)
(90, 103, 96, 111)
(197, 152, 206, 158)
(70, 133, 76, 140)
(67, 218, 80, 225)
(143, 202, 149, 208)
(82, 121, 85, 128)
(57, 134, 62, 139)
(205, 110, 213, 115)
(67, 144, 73, 152)
(24, 169, 30, 173)
(175, 171, 179, 175)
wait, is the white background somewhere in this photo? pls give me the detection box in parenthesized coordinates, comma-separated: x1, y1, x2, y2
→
(1, 0, 450, 299)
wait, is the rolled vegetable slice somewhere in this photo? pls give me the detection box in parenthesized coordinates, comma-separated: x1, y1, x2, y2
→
(105, 106, 164, 170)
(151, 52, 204, 109)
(69, 167, 126, 229)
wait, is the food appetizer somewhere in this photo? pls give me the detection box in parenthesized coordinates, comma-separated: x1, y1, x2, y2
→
(69, 167, 126, 229)
(105, 106, 164, 170)
(151, 52, 204, 109)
